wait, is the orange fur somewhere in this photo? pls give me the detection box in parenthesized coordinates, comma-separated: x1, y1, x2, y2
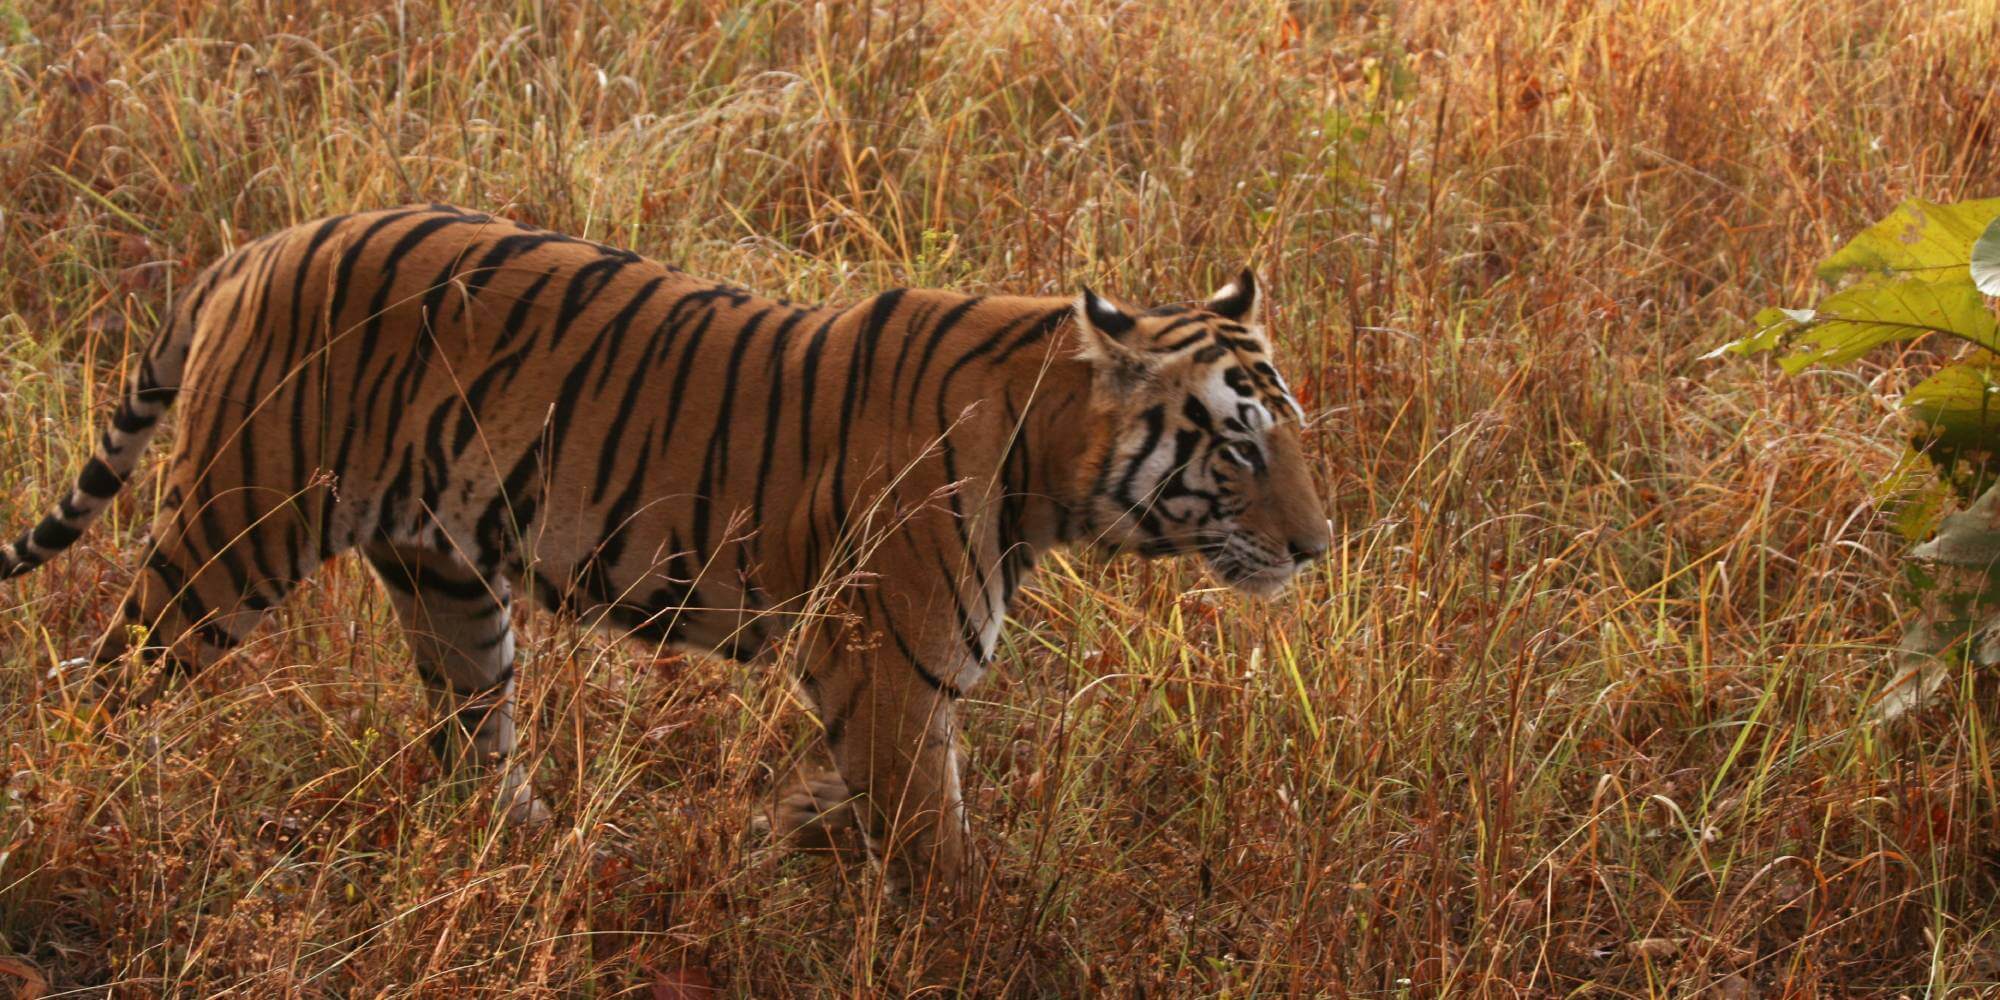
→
(3, 206, 1328, 897)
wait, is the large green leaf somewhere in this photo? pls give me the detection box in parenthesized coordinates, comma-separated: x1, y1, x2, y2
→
(1971, 216, 2000, 296)
(1819, 197, 2000, 283)
(1713, 277, 2000, 371)
(1728, 198, 2000, 720)
(1904, 363, 2000, 449)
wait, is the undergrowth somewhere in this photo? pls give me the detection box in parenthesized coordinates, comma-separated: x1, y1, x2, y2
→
(3, 0, 2000, 995)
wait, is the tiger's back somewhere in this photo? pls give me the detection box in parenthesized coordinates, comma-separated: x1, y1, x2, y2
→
(147, 205, 1051, 663)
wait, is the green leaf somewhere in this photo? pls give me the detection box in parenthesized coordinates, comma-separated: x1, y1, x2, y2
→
(1882, 442, 1958, 540)
(1905, 364, 2000, 450)
(1702, 306, 1797, 360)
(1769, 277, 2000, 372)
(1819, 197, 2000, 283)
(1972, 216, 2000, 296)
(1891, 463, 1954, 541)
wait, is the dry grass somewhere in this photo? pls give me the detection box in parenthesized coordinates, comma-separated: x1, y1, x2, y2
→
(3, 0, 2000, 995)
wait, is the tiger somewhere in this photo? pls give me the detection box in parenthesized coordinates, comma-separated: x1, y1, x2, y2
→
(1, 205, 1330, 898)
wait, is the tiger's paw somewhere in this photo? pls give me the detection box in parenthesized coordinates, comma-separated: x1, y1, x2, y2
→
(496, 770, 553, 827)
(755, 765, 860, 854)
(45, 655, 160, 725)
(503, 793, 554, 827)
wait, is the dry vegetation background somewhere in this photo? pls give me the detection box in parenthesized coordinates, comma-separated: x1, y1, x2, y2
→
(2, 0, 1999, 995)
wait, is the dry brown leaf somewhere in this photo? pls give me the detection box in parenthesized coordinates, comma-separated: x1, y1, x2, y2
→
(1625, 937, 1680, 960)
(0, 956, 47, 1000)
(649, 964, 718, 1000)
(1712, 973, 1757, 1000)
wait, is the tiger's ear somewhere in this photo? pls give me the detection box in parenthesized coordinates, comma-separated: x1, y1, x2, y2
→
(1074, 287, 1155, 389)
(1206, 268, 1259, 323)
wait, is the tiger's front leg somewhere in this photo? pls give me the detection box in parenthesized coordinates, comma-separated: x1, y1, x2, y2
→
(813, 636, 969, 903)
(365, 542, 551, 826)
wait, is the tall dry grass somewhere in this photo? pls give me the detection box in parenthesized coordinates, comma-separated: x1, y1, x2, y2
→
(2, 0, 1999, 994)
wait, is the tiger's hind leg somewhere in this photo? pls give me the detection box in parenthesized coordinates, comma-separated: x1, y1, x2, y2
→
(83, 491, 309, 710)
(363, 541, 550, 826)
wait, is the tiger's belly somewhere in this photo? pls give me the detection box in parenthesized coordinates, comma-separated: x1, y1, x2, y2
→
(353, 470, 789, 664)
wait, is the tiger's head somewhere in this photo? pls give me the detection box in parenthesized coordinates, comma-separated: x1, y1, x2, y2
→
(1071, 270, 1331, 598)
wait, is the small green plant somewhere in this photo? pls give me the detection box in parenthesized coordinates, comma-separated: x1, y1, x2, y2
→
(1714, 197, 2000, 711)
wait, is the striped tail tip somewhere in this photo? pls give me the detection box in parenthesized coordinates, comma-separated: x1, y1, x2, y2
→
(1, 537, 44, 579)
(2, 513, 91, 579)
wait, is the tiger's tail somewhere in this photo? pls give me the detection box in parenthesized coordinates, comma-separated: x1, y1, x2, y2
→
(1, 269, 212, 579)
